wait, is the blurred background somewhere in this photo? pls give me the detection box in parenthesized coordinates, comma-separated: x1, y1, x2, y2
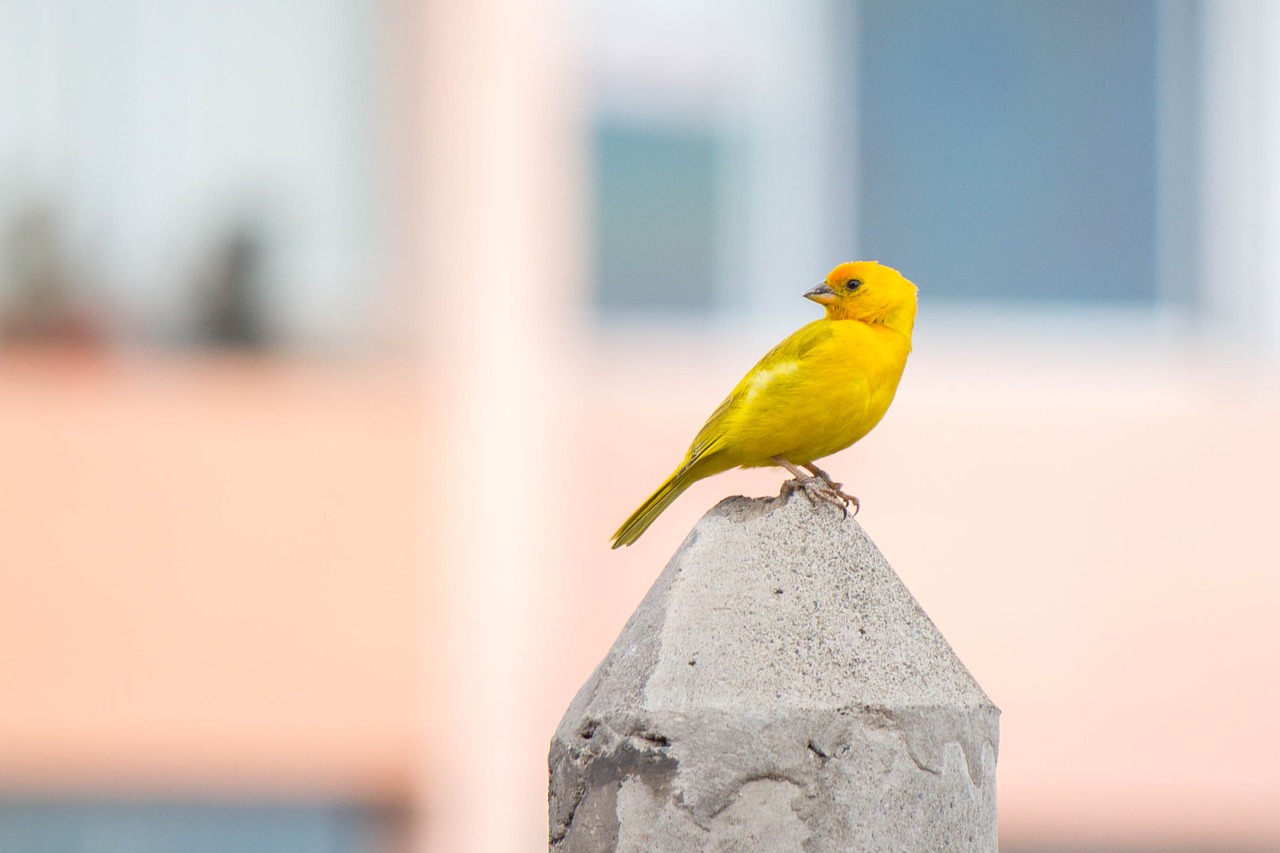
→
(1, 0, 1278, 851)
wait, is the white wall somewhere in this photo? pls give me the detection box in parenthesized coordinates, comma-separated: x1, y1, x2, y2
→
(0, 0, 378, 346)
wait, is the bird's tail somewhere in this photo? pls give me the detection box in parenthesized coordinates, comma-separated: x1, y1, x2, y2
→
(610, 462, 702, 548)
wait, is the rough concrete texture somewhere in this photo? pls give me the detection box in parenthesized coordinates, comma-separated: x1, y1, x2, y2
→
(550, 491, 999, 852)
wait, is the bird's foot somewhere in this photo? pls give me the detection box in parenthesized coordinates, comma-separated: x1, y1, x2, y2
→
(814, 479, 859, 517)
(799, 463, 861, 517)
(780, 476, 859, 517)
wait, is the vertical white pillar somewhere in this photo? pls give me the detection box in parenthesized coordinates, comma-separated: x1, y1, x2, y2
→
(415, 0, 582, 849)
(737, 0, 852, 332)
(1259, 4, 1280, 363)
(1200, 0, 1280, 362)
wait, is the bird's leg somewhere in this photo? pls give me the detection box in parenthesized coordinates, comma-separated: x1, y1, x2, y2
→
(802, 463, 860, 517)
(772, 456, 810, 481)
(802, 462, 836, 485)
(772, 456, 853, 517)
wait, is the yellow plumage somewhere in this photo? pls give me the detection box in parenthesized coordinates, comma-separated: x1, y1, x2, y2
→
(611, 260, 918, 548)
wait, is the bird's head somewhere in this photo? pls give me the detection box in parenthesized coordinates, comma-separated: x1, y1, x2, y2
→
(805, 260, 918, 334)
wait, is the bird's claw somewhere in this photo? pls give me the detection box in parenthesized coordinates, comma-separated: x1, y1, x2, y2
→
(820, 478, 860, 517)
(781, 476, 860, 517)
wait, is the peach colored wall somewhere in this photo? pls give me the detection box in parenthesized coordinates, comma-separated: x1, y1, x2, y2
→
(0, 334, 1277, 851)
(0, 351, 421, 803)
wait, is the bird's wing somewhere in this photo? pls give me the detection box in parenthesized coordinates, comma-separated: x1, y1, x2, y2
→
(685, 320, 833, 463)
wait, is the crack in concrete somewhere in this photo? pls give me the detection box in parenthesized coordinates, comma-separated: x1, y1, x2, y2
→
(550, 716, 681, 848)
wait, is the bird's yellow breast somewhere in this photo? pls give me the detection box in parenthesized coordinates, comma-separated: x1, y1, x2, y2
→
(709, 318, 910, 468)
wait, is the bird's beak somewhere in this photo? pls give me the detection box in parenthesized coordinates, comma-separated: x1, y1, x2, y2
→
(804, 282, 835, 305)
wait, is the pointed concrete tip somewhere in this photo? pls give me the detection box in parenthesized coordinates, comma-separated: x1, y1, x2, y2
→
(550, 490, 1000, 851)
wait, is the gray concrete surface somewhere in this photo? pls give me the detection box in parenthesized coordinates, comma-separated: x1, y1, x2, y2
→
(549, 490, 999, 851)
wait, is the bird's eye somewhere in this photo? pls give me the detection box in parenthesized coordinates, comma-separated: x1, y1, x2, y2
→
(845, 279, 862, 292)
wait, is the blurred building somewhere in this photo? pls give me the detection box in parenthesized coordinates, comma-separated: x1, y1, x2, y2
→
(1, 1, 1279, 852)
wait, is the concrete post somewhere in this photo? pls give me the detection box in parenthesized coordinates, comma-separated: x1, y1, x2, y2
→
(549, 491, 999, 851)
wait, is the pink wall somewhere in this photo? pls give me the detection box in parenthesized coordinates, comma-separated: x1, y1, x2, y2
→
(0, 337, 1277, 850)
(0, 352, 421, 804)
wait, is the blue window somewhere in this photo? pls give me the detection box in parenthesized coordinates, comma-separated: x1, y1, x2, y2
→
(856, 0, 1164, 304)
(0, 799, 392, 853)
(591, 121, 723, 315)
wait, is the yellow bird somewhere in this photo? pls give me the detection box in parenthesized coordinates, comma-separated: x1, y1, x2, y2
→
(611, 260, 918, 548)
